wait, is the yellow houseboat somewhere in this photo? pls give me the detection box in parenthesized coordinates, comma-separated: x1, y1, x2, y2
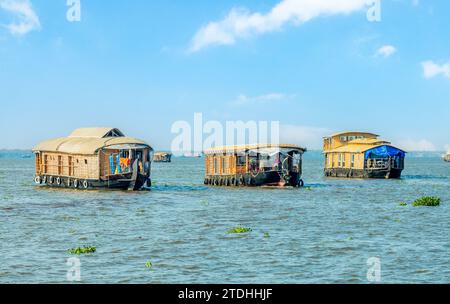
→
(204, 144, 306, 187)
(444, 149, 450, 162)
(33, 127, 154, 190)
(153, 152, 172, 163)
(323, 131, 406, 179)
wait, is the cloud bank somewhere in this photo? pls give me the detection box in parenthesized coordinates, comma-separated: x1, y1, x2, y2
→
(421, 60, 450, 79)
(190, 0, 366, 52)
(376, 45, 397, 58)
(0, 0, 40, 35)
(397, 139, 437, 152)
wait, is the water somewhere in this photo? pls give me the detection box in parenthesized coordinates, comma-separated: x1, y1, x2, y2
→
(0, 151, 449, 283)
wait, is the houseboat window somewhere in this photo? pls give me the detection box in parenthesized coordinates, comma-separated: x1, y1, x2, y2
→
(292, 153, 301, 172)
(237, 155, 246, 166)
(214, 158, 219, 174)
(339, 153, 345, 167)
(222, 157, 226, 174)
(348, 136, 356, 141)
(84, 159, 88, 165)
(351, 154, 355, 168)
(340, 136, 347, 142)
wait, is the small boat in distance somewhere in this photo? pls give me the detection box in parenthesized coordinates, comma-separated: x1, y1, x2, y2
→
(444, 149, 450, 162)
(204, 144, 306, 187)
(323, 131, 406, 179)
(153, 152, 172, 163)
(33, 127, 153, 190)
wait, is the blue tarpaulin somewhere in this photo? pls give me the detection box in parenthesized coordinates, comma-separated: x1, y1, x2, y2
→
(365, 145, 406, 159)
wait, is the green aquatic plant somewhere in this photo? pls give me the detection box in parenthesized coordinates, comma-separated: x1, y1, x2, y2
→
(264, 232, 270, 238)
(68, 246, 96, 255)
(62, 215, 80, 221)
(412, 196, 441, 207)
(304, 186, 313, 191)
(399, 202, 408, 206)
(145, 261, 153, 269)
(227, 226, 252, 234)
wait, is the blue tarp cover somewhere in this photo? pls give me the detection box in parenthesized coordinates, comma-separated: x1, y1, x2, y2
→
(365, 145, 406, 159)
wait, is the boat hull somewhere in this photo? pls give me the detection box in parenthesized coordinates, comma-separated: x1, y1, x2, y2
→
(205, 171, 303, 187)
(34, 174, 150, 191)
(324, 168, 403, 179)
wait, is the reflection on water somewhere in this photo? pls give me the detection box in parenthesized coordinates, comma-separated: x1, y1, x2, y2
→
(0, 151, 449, 283)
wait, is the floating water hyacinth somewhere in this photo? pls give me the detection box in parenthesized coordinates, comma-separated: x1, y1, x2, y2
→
(68, 246, 96, 255)
(412, 196, 441, 207)
(145, 261, 153, 268)
(399, 202, 408, 206)
(227, 226, 252, 234)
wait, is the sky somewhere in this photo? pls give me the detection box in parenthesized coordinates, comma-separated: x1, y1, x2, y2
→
(0, 0, 449, 151)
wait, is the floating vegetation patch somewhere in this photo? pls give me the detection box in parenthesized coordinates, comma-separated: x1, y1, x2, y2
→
(62, 215, 80, 222)
(136, 208, 146, 215)
(227, 226, 252, 234)
(200, 200, 209, 206)
(68, 246, 96, 255)
(412, 196, 441, 207)
(399, 202, 408, 206)
(263, 232, 270, 238)
(145, 261, 153, 269)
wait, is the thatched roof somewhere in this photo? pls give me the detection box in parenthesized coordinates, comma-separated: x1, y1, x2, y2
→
(204, 144, 306, 155)
(325, 131, 379, 139)
(33, 128, 152, 155)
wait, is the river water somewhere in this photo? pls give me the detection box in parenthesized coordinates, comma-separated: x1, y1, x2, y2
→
(0, 151, 449, 283)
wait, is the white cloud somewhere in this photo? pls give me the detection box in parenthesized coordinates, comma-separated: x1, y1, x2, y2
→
(230, 93, 294, 106)
(397, 139, 437, 152)
(279, 125, 331, 150)
(190, 0, 366, 52)
(376, 45, 397, 58)
(0, 0, 40, 35)
(421, 60, 450, 79)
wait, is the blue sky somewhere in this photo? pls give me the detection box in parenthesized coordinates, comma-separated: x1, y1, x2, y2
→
(0, 0, 449, 151)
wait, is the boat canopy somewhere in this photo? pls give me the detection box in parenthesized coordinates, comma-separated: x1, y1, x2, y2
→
(365, 145, 406, 159)
(33, 128, 152, 155)
(205, 144, 306, 155)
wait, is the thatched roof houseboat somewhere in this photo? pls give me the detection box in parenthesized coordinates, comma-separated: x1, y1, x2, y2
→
(204, 144, 306, 187)
(153, 152, 172, 163)
(33, 128, 153, 190)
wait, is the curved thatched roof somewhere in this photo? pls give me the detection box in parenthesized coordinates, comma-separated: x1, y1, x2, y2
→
(204, 144, 306, 155)
(33, 128, 152, 155)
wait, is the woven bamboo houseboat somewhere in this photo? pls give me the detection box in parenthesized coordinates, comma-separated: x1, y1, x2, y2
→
(444, 149, 450, 162)
(153, 152, 172, 163)
(32, 128, 153, 190)
(204, 144, 306, 187)
(323, 131, 406, 179)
